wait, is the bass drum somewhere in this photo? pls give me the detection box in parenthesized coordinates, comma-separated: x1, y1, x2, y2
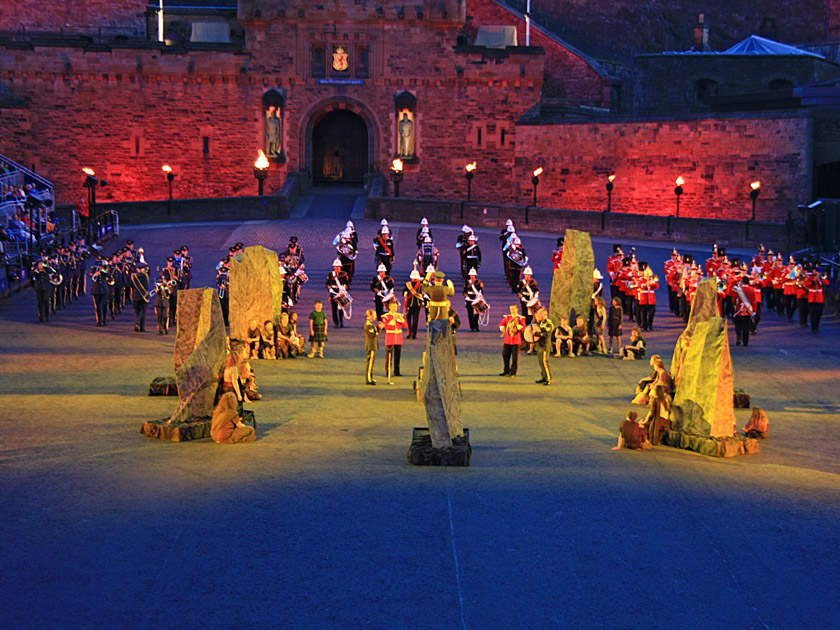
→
(522, 323, 541, 344)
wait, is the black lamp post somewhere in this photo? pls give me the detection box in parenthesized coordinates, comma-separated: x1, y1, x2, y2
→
(606, 174, 615, 212)
(390, 158, 404, 198)
(674, 176, 684, 217)
(82, 168, 107, 245)
(254, 150, 269, 196)
(162, 165, 175, 215)
(750, 181, 761, 221)
(465, 161, 476, 202)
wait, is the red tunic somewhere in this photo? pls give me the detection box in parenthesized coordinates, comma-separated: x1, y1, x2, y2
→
(380, 311, 408, 345)
(500, 314, 525, 345)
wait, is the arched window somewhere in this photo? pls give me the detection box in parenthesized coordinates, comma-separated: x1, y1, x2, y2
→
(693, 78, 718, 104)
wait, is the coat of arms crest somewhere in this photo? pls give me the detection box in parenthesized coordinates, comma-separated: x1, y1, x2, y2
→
(332, 47, 349, 72)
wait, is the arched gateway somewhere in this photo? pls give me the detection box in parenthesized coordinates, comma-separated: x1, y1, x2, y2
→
(306, 103, 375, 185)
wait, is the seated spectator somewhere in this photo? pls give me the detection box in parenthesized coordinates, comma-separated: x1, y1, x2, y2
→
(743, 407, 769, 439)
(260, 320, 276, 359)
(245, 319, 261, 359)
(553, 316, 573, 357)
(275, 312, 295, 358)
(571, 315, 591, 356)
(642, 385, 671, 445)
(612, 410, 651, 451)
(616, 326, 646, 360)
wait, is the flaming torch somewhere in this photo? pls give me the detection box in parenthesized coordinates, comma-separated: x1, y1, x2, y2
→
(750, 181, 761, 221)
(390, 158, 404, 198)
(162, 165, 175, 214)
(465, 161, 477, 202)
(674, 176, 685, 217)
(254, 150, 270, 196)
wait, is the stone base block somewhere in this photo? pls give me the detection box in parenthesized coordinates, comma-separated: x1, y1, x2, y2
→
(148, 376, 178, 396)
(734, 389, 751, 408)
(140, 410, 256, 442)
(407, 427, 471, 466)
(661, 430, 759, 458)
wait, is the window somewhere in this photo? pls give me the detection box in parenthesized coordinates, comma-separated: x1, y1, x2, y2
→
(355, 44, 370, 79)
(693, 78, 718, 104)
(312, 44, 326, 78)
(203, 137, 210, 155)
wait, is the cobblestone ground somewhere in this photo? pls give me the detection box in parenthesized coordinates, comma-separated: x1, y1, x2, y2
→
(1, 189, 839, 629)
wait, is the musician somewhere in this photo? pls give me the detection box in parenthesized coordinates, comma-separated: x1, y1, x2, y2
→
(805, 265, 829, 333)
(161, 256, 180, 329)
(417, 235, 439, 272)
(377, 218, 390, 236)
(794, 263, 811, 328)
(456, 224, 473, 277)
(733, 276, 755, 347)
(517, 266, 539, 326)
(416, 218, 434, 247)
(422, 270, 455, 322)
(463, 233, 481, 280)
(334, 227, 358, 283)
(505, 236, 528, 293)
(31, 258, 52, 323)
(282, 236, 305, 273)
(108, 255, 123, 320)
(663, 248, 680, 316)
(637, 264, 659, 332)
(180, 245, 193, 289)
(153, 273, 172, 334)
(607, 244, 624, 301)
(370, 263, 395, 319)
(783, 257, 798, 321)
(364, 309, 379, 385)
(379, 300, 408, 383)
(500, 219, 514, 245)
(90, 259, 111, 327)
(130, 262, 150, 332)
(501, 224, 515, 286)
(403, 268, 425, 339)
(533, 308, 555, 385)
(373, 226, 395, 273)
(326, 258, 351, 328)
(749, 264, 764, 333)
(463, 268, 484, 332)
(551, 236, 564, 271)
(345, 220, 359, 249)
(216, 260, 230, 326)
(499, 304, 526, 377)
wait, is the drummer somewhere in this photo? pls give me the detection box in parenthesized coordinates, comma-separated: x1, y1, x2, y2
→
(463, 268, 485, 332)
(517, 266, 539, 327)
(326, 258, 351, 328)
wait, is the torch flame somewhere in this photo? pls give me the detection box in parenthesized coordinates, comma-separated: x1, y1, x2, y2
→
(82, 167, 95, 176)
(533, 167, 543, 177)
(254, 150, 270, 169)
(162, 165, 172, 173)
(465, 161, 477, 173)
(676, 176, 685, 186)
(608, 174, 616, 182)
(751, 181, 761, 190)
(391, 158, 404, 172)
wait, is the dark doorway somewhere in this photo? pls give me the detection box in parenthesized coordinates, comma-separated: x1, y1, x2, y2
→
(312, 110, 368, 184)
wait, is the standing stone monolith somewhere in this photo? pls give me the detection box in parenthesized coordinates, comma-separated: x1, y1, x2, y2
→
(549, 229, 594, 328)
(421, 319, 463, 448)
(671, 317, 736, 438)
(168, 288, 227, 424)
(229, 245, 284, 340)
(670, 278, 719, 387)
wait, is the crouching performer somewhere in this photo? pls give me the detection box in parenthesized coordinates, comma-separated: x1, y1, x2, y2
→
(211, 393, 255, 444)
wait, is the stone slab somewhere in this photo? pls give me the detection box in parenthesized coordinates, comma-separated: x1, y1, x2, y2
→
(229, 245, 284, 341)
(661, 430, 759, 458)
(148, 376, 178, 396)
(140, 410, 256, 443)
(549, 229, 594, 328)
(671, 278, 720, 384)
(407, 427, 471, 466)
(671, 317, 736, 438)
(169, 288, 227, 424)
(420, 320, 463, 448)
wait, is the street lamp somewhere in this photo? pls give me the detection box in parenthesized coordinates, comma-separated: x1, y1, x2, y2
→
(390, 158, 404, 198)
(162, 165, 175, 215)
(674, 176, 684, 217)
(254, 150, 269, 196)
(750, 180, 761, 221)
(465, 161, 477, 202)
(606, 174, 615, 212)
(82, 167, 107, 245)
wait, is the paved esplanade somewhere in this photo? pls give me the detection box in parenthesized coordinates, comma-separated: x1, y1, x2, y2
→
(1, 188, 838, 629)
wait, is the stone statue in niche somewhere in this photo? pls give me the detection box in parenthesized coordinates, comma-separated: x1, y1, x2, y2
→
(265, 107, 282, 158)
(398, 111, 415, 158)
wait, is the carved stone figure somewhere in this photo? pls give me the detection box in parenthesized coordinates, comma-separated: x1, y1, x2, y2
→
(398, 112, 414, 157)
(265, 108, 281, 157)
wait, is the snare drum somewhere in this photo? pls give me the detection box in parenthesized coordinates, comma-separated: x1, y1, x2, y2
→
(527, 299, 542, 316)
(335, 292, 351, 307)
(473, 297, 489, 313)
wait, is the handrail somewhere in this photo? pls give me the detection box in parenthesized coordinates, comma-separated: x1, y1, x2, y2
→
(0, 152, 54, 193)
